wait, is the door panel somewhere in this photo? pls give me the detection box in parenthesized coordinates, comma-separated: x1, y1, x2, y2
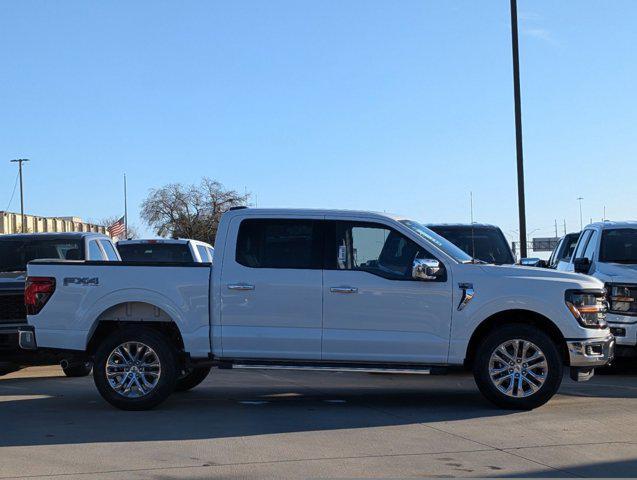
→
(220, 217, 323, 359)
(322, 220, 452, 364)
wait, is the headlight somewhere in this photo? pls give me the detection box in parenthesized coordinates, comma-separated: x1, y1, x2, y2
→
(565, 289, 608, 329)
(606, 283, 637, 316)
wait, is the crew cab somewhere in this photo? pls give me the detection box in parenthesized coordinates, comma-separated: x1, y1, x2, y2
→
(557, 222, 637, 355)
(20, 209, 613, 410)
(1, 232, 119, 376)
(117, 239, 214, 264)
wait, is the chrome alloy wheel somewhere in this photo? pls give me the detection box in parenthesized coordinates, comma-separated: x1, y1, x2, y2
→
(105, 342, 161, 398)
(489, 339, 548, 398)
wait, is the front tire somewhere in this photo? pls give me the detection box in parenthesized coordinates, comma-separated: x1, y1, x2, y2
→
(175, 366, 211, 392)
(93, 327, 178, 410)
(473, 324, 563, 410)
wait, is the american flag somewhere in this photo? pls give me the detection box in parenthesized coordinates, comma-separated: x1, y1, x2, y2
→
(108, 216, 126, 238)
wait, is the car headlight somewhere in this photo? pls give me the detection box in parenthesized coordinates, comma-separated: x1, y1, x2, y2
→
(606, 283, 637, 316)
(565, 289, 608, 329)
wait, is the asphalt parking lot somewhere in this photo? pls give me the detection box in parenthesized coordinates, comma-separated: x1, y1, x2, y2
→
(1, 365, 636, 479)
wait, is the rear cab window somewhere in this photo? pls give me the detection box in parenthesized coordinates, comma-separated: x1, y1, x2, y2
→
(118, 243, 194, 263)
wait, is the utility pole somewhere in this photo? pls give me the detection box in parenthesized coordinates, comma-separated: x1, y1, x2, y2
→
(10, 158, 30, 233)
(554, 219, 558, 238)
(124, 174, 128, 239)
(577, 197, 584, 230)
(563, 219, 567, 235)
(510, 0, 527, 258)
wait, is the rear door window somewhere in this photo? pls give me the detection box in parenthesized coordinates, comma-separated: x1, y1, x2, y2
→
(236, 219, 323, 269)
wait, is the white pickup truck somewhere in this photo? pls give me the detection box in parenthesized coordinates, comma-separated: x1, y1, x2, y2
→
(19, 208, 614, 411)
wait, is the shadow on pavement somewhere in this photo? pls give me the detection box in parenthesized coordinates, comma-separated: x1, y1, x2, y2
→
(497, 457, 637, 478)
(0, 370, 513, 448)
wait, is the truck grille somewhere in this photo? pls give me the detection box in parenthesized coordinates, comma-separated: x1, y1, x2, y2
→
(0, 293, 27, 325)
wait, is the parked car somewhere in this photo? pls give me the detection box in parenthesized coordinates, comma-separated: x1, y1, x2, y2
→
(547, 232, 580, 269)
(20, 208, 613, 410)
(557, 222, 637, 356)
(117, 239, 214, 263)
(0, 232, 120, 376)
(427, 223, 515, 265)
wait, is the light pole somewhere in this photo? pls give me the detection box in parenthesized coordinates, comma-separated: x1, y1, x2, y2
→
(510, 0, 527, 258)
(10, 158, 29, 233)
(577, 197, 584, 230)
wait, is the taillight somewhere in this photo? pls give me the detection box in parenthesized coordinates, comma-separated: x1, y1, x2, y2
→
(25, 277, 56, 315)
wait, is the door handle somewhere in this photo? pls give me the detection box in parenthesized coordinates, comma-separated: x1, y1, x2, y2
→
(330, 286, 358, 294)
(227, 283, 255, 291)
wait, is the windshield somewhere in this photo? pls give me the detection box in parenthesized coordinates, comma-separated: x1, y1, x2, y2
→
(117, 243, 194, 263)
(427, 225, 515, 264)
(400, 220, 473, 263)
(0, 239, 83, 272)
(599, 228, 637, 264)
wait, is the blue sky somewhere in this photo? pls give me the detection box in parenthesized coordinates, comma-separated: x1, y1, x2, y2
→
(1, 1, 635, 243)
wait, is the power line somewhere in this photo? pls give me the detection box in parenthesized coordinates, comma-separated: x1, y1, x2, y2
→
(5, 169, 19, 211)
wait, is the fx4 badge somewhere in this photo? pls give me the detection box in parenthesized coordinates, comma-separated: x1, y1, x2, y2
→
(64, 277, 99, 287)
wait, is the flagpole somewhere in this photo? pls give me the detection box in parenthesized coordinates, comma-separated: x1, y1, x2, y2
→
(124, 173, 128, 239)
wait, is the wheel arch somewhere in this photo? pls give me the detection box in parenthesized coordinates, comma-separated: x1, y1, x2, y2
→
(86, 301, 185, 355)
(464, 309, 567, 368)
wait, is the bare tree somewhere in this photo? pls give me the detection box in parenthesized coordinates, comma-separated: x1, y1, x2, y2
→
(140, 178, 249, 245)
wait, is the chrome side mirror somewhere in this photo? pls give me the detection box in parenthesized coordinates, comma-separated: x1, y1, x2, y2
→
(412, 258, 442, 281)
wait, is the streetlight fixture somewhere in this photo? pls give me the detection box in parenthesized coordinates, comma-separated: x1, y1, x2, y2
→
(10, 158, 30, 233)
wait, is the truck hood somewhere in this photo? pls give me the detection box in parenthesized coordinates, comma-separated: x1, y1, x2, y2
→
(477, 264, 604, 289)
(594, 262, 637, 283)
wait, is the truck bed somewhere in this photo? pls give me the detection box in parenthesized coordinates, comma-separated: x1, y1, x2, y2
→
(26, 260, 212, 358)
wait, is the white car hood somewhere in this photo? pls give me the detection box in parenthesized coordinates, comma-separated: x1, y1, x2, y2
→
(595, 262, 637, 283)
(477, 264, 603, 289)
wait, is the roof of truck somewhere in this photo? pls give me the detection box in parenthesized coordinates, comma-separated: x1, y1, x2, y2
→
(427, 223, 501, 229)
(223, 208, 406, 221)
(585, 221, 637, 230)
(117, 238, 213, 248)
(0, 232, 109, 241)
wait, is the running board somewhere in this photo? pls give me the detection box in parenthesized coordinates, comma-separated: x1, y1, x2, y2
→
(228, 363, 435, 375)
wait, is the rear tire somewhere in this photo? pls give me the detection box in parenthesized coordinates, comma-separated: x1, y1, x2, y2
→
(62, 361, 93, 377)
(175, 366, 211, 392)
(473, 324, 563, 410)
(93, 327, 178, 410)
